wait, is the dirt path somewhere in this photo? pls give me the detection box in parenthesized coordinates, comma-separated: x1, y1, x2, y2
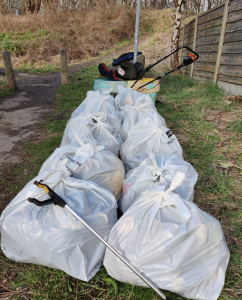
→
(0, 45, 133, 175)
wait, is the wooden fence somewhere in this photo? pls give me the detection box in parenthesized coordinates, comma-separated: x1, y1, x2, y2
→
(179, 0, 242, 95)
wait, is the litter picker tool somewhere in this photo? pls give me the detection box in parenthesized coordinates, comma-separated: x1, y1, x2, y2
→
(131, 45, 199, 91)
(28, 180, 171, 300)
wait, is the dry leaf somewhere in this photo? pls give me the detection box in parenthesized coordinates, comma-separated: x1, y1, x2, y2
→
(234, 238, 242, 249)
(217, 141, 224, 148)
(219, 162, 234, 168)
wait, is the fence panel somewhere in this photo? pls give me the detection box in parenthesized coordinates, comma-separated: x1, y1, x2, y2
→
(196, 4, 225, 79)
(218, 0, 242, 86)
(179, 0, 242, 94)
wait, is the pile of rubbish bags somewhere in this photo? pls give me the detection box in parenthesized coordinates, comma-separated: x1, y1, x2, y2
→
(0, 85, 230, 300)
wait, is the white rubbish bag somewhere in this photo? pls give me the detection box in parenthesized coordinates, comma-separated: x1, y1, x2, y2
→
(61, 111, 123, 156)
(71, 90, 122, 133)
(115, 86, 151, 110)
(0, 169, 118, 281)
(104, 173, 230, 300)
(120, 96, 166, 141)
(120, 116, 183, 171)
(119, 153, 198, 213)
(40, 138, 125, 199)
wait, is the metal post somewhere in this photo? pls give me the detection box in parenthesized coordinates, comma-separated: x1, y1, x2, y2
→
(134, 0, 141, 63)
(65, 204, 169, 300)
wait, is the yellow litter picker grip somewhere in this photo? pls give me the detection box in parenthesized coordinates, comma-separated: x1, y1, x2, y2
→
(28, 180, 67, 208)
(34, 181, 50, 194)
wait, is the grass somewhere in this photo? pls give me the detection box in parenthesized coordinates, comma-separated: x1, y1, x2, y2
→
(0, 74, 13, 97)
(16, 63, 61, 75)
(229, 119, 242, 134)
(0, 7, 175, 75)
(0, 66, 242, 299)
(0, 6, 162, 74)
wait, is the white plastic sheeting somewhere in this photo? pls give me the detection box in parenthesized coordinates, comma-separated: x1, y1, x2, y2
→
(120, 96, 166, 141)
(104, 173, 230, 300)
(0, 84, 230, 300)
(39, 138, 125, 199)
(120, 116, 183, 171)
(71, 90, 122, 133)
(61, 111, 123, 156)
(0, 170, 118, 281)
(119, 153, 198, 213)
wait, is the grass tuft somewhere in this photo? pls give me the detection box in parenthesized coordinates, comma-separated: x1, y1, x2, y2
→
(16, 63, 61, 75)
(0, 74, 14, 97)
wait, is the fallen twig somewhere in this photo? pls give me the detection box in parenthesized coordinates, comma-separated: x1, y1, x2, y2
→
(0, 283, 15, 293)
(234, 238, 242, 249)
(0, 284, 28, 294)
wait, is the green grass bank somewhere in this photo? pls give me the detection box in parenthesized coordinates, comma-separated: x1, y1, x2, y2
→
(0, 65, 241, 300)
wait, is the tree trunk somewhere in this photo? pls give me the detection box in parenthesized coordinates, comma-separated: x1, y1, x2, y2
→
(207, 0, 212, 10)
(171, 0, 184, 71)
(189, 0, 192, 11)
(25, 0, 42, 13)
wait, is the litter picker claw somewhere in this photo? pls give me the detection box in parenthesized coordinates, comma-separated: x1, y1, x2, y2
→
(28, 180, 171, 300)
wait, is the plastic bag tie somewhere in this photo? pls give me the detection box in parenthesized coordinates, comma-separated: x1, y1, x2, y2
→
(74, 142, 105, 164)
(91, 111, 108, 123)
(143, 172, 186, 208)
(149, 153, 167, 184)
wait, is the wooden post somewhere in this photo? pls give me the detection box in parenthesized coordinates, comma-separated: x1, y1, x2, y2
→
(2, 50, 17, 90)
(60, 48, 69, 85)
(190, 15, 198, 78)
(179, 26, 185, 64)
(213, 0, 230, 84)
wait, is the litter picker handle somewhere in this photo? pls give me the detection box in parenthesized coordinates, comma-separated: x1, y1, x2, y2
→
(146, 45, 199, 72)
(131, 45, 199, 89)
(28, 181, 171, 300)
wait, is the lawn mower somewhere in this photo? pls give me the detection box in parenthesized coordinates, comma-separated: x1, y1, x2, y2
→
(98, 46, 199, 93)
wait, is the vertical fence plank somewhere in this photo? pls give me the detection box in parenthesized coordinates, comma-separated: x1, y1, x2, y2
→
(190, 16, 198, 78)
(213, 0, 230, 84)
(179, 26, 185, 63)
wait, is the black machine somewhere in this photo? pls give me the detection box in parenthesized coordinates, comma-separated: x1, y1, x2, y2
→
(98, 46, 199, 88)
